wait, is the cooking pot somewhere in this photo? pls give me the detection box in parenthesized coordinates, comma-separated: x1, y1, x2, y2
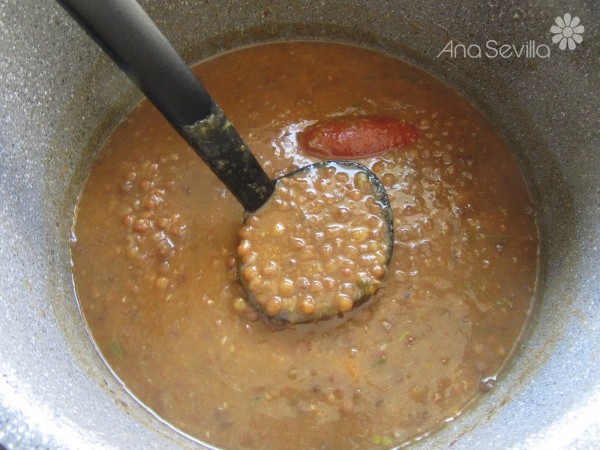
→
(1, 0, 598, 448)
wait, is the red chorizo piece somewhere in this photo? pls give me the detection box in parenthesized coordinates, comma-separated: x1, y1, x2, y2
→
(298, 116, 419, 159)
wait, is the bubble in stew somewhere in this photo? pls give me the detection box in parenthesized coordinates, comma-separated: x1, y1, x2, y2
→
(71, 42, 538, 449)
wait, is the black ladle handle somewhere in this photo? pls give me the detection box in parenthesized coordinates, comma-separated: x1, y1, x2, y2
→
(57, 0, 274, 212)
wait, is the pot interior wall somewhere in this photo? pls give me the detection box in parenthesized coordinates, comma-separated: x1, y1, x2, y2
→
(0, 0, 598, 448)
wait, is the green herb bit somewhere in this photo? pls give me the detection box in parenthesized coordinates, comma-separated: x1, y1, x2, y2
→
(296, 211, 308, 222)
(468, 224, 510, 246)
(372, 356, 387, 367)
(480, 232, 509, 246)
(479, 288, 505, 307)
(476, 227, 509, 246)
(370, 434, 393, 446)
(108, 340, 125, 359)
(357, 278, 381, 296)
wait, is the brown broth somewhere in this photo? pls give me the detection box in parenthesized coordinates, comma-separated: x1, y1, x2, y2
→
(71, 41, 538, 449)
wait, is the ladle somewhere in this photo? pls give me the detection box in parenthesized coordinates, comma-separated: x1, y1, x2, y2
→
(57, 0, 394, 324)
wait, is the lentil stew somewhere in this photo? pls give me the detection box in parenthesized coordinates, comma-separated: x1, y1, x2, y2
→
(71, 41, 539, 449)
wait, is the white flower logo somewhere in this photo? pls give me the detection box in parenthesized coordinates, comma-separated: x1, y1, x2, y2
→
(550, 13, 584, 50)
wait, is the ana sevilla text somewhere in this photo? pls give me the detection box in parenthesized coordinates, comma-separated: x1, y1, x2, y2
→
(437, 40, 551, 59)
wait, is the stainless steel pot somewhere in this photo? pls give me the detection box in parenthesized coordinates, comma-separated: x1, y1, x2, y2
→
(1, 0, 598, 448)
